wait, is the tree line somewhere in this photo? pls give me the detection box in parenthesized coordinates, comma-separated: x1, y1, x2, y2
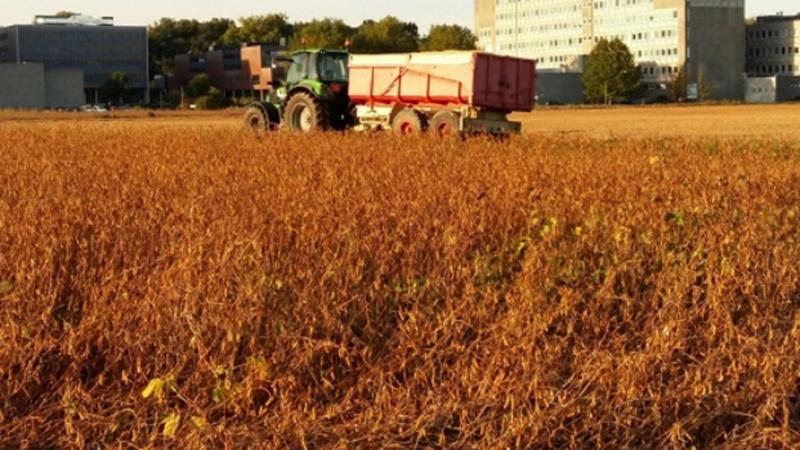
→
(148, 14, 477, 76)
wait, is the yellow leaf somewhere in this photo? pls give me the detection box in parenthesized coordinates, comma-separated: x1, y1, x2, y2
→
(248, 356, 269, 380)
(0, 280, 12, 296)
(141, 378, 164, 399)
(162, 413, 180, 437)
(142, 376, 176, 401)
(190, 415, 207, 429)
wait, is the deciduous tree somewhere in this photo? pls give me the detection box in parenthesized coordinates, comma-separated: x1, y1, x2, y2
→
(421, 25, 477, 51)
(148, 19, 199, 76)
(184, 74, 213, 99)
(351, 16, 419, 53)
(671, 65, 687, 102)
(582, 38, 642, 105)
(698, 68, 713, 102)
(223, 14, 292, 46)
(290, 19, 353, 51)
(101, 72, 130, 105)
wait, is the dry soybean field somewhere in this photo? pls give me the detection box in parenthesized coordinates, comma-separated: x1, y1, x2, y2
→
(2, 105, 800, 448)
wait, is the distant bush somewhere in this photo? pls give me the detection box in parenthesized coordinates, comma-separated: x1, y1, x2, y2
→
(233, 96, 256, 107)
(195, 87, 230, 110)
(184, 74, 213, 99)
(166, 92, 183, 108)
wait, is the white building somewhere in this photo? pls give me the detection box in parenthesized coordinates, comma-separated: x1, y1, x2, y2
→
(475, 0, 746, 101)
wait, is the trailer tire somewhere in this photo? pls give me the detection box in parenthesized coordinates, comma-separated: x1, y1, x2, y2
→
(429, 110, 460, 137)
(392, 109, 427, 135)
(285, 92, 330, 133)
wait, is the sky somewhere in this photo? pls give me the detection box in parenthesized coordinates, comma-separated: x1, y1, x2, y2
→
(0, 0, 797, 31)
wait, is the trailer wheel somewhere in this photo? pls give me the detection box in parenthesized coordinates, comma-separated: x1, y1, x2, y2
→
(429, 110, 460, 137)
(392, 109, 427, 135)
(285, 92, 330, 133)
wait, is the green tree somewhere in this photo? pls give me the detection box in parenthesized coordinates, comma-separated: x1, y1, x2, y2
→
(195, 87, 230, 110)
(698, 68, 712, 102)
(184, 74, 213, 99)
(148, 18, 200, 76)
(148, 18, 235, 77)
(421, 24, 477, 51)
(290, 19, 354, 50)
(197, 18, 237, 50)
(351, 16, 419, 53)
(223, 14, 292, 46)
(101, 72, 130, 105)
(582, 38, 642, 105)
(671, 65, 687, 102)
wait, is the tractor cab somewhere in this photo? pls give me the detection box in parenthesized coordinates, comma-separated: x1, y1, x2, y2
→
(286, 50, 349, 86)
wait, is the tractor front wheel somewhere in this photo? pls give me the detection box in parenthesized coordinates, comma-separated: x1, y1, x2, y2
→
(244, 103, 280, 132)
(285, 92, 330, 133)
(244, 106, 268, 131)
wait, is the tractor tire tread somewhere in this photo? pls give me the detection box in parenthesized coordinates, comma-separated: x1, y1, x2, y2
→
(285, 92, 330, 133)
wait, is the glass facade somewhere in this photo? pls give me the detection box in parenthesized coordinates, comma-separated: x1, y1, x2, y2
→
(4, 25, 148, 89)
(746, 17, 800, 77)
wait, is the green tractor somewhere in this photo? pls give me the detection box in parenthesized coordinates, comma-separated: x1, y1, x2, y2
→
(244, 49, 353, 133)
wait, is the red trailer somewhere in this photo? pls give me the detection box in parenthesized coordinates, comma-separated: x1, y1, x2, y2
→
(348, 51, 537, 135)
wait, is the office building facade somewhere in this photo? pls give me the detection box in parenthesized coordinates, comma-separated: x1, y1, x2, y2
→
(475, 0, 746, 101)
(744, 15, 800, 103)
(0, 15, 148, 103)
(746, 14, 800, 77)
(171, 45, 285, 99)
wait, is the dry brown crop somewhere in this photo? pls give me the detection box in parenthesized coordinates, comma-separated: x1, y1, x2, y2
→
(2, 117, 800, 449)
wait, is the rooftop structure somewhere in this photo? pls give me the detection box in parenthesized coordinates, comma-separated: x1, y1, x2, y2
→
(33, 15, 114, 27)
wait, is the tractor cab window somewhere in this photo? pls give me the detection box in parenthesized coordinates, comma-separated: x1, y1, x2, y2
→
(318, 52, 349, 83)
(287, 52, 310, 84)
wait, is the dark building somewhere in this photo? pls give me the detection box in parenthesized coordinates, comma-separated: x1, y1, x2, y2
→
(746, 14, 800, 77)
(0, 63, 84, 109)
(0, 15, 148, 104)
(170, 44, 285, 100)
(743, 14, 800, 103)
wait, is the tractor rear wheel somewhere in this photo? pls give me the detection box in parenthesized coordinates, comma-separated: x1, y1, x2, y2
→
(285, 92, 330, 133)
(429, 110, 460, 138)
(392, 109, 427, 135)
